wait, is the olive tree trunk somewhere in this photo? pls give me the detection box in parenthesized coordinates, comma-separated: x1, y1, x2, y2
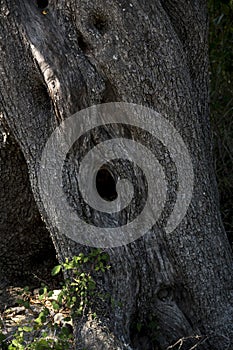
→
(0, 0, 232, 349)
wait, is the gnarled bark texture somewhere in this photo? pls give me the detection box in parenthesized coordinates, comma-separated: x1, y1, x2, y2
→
(0, 0, 232, 349)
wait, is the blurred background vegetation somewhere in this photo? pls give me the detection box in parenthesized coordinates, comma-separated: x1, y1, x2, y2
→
(209, 0, 233, 246)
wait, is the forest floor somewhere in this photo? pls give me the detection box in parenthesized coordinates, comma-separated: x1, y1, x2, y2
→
(0, 285, 74, 349)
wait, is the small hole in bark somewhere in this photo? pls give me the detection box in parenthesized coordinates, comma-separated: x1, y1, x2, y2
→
(96, 168, 117, 201)
(77, 34, 89, 53)
(93, 15, 108, 34)
(157, 287, 172, 302)
(101, 80, 119, 103)
(36, 0, 48, 9)
(33, 81, 51, 110)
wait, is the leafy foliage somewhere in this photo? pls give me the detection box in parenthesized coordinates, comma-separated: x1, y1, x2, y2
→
(0, 249, 110, 349)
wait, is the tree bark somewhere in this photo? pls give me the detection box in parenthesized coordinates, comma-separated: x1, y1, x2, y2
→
(0, 116, 56, 286)
(0, 0, 232, 349)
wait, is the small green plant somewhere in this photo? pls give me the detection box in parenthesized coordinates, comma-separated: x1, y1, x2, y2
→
(51, 249, 110, 317)
(0, 249, 110, 349)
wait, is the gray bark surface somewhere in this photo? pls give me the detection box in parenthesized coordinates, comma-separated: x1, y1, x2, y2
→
(0, 0, 232, 349)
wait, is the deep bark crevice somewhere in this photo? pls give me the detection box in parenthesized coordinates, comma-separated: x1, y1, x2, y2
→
(0, 121, 57, 286)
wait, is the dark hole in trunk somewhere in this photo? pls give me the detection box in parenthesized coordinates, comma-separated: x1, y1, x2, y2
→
(77, 34, 89, 53)
(96, 168, 118, 202)
(93, 15, 108, 34)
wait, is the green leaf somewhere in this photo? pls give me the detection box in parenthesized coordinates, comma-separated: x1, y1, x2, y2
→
(51, 265, 61, 276)
(63, 316, 71, 322)
(11, 339, 24, 349)
(19, 326, 33, 332)
(51, 301, 60, 310)
(72, 296, 77, 302)
(16, 299, 30, 308)
(35, 308, 49, 324)
(39, 287, 47, 295)
(60, 326, 71, 336)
